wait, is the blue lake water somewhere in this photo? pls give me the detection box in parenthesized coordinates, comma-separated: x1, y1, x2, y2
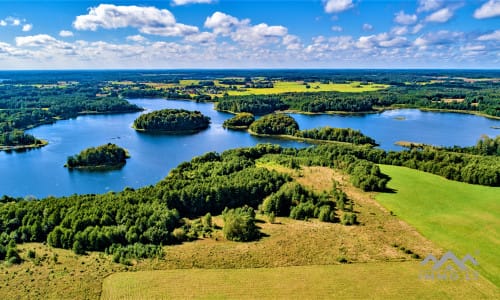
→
(0, 99, 499, 198)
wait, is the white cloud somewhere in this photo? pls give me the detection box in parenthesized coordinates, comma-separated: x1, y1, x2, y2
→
(362, 23, 373, 31)
(172, 0, 215, 5)
(414, 30, 463, 47)
(184, 32, 216, 44)
(126, 35, 147, 43)
(391, 26, 408, 36)
(394, 11, 417, 25)
(22, 24, 32, 32)
(73, 4, 198, 37)
(356, 33, 408, 49)
(474, 0, 500, 19)
(283, 34, 302, 50)
(59, 30, 74, 37)
(204, 12, 288, 46)
(412, 24, 424, 34)
(324, 0, 354, 14)
(477, 30, 500, 41)
(204, 11, 242, 35)
(425, 7, 453, 23)
(0, 20, 7, 26)
(331, 26, 343, 32)
(10, 18, 21, 26)
(15, 34, 59, 47)
(417, 0, 443, 13)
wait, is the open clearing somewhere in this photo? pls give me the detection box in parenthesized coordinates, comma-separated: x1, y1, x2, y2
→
(377, 165, 500, 287)
(224, 81, 389, 95)
(101, 262, 498, 300)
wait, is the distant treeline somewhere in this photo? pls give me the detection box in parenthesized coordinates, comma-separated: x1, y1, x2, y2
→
(215, 85, 500, 117)
(0, 83, 141, 147)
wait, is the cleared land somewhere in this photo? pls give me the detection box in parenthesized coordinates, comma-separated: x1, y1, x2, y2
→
(102, 262, 497, 300)
(377, 165, 500, 287)
(224, 81, 389, 96)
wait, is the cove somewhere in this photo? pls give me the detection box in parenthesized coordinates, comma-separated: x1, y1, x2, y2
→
(0, 99, 498, 198)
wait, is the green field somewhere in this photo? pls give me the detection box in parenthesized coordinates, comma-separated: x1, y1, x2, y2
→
(101, 262, 498, 299)
(377, 165, 500, 287)
(224, 81, 388, 95)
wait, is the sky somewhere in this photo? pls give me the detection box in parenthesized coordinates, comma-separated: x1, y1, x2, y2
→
(0, 0, 498, 69)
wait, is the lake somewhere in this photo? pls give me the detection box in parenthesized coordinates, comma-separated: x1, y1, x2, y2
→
(1, 99, 499, 198)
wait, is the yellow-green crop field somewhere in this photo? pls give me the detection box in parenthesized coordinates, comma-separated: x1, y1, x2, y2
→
(223, 81, 389, 96)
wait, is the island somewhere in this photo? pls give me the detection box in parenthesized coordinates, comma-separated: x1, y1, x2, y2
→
(65, 143, 130, 169)
(222, 112, 255, 129)
(0, 130, 47, 151)
(248, 113, 377, 145)
(249, 113, 299, 135)
(133, 109, 210, 133)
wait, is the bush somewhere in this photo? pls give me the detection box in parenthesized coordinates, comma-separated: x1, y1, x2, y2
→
(341, 213, 357, 226)
(222, 206, 259, 242)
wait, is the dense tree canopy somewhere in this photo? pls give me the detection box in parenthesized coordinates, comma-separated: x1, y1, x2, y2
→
(223, 113, 255, 129)
(133, 109, 210, 132)
(249, 113, 299, 135)
(65, 143, 129, 169)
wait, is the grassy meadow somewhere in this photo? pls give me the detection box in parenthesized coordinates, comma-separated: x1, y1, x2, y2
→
(102, 262, 498, 300)
(377, 165, 500, 287)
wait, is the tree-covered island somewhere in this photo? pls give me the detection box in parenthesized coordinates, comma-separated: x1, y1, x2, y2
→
(133, 109, 210, 133)
(248, 113, 377, 145)
(0, 130, 47, 151)
(222, 112, 255, 129)
(65, 143, 130, 169)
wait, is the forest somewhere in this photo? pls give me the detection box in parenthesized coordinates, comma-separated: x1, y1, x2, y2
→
(0, 81, 141, 148)
(65, 143, 129, 169)
(1, 70, 499, 148)
(133, 109, 210, 132)
(1, 132, 497, 263)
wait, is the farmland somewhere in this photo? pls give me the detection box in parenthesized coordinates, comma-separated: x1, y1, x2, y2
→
(377, 165, 500, 286)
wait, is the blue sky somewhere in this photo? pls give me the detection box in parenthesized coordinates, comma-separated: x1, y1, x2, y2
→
(0, 0, 498, 69)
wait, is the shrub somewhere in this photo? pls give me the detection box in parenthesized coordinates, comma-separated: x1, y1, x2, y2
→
(222, 206, 259, 242)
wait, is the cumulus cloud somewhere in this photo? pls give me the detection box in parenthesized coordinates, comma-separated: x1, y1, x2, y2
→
(0, 20, 7, 26)
(204, 11, 242, 35)
(172, 0, 215, 5)
(126, 35, 147, 43)
(73, 4, 198, 37)
(474, 0, 500, 19)
(362, 23, 373, 31)
(414, 30, 463, 47)
(283, 34, 302, 50)
(391, 26, 408, 36)
(417, 0, 443, 12)
(15, 34, 59, 47)
(323, 0, 354, 14)
(477, 30, 500, 41)
(184, 32, 216, 44)
(356, 33, 408, 49)
(394, 11, 417, 25)
(59, 30, 74, 37)
(204, 12, 288, 46)
(331, 26, 343, 32)
(22, 24, 32, 32)
(425, 7, 454, 23)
